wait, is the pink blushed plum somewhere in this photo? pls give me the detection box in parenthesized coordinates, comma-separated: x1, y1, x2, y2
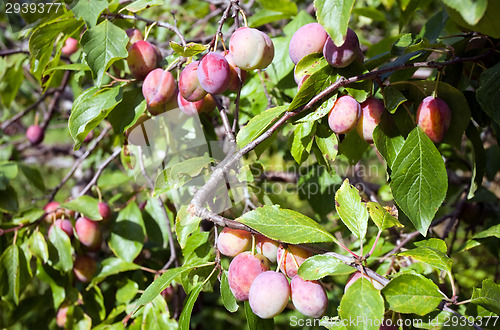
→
(217, 227, 251, 257)
(248, 271, 290, 319)
(276, 245, 312, 279)
(290, 275, 328, 318)
(127, 40, 160, 80)
(289, 23, 328, 64)
(228, 251, 270, 301)
(328, 95, 361, 134)
(73, 254, 97, 283)
(179, 61, 208, 102)
(229, 27, 274, 70)
(26, 125, 44, 145)
(142, 68, 176, 108)
(416, 96, 452, 143)
(356, 97, 385, 143)
(197, 52, 230, 95)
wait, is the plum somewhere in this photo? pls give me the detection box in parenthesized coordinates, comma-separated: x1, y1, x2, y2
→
(26, 125, 44, 145)
(255, 235, 279, 263)
(328, 95, 361, 134)
(248, 271, 290, 319)
(290, 275, 328, 318)
(289, 23, 328, 64)
(178, 61, 207, 102)
(142, 68, 176, 108)
(127, 40, 160, 80)
(49, 219, 73, 238)
(217, 227, 251, 257)
(98, 202, 111, 221)
(56, 305, 68, 328)
(197, 52, 230, 94)
(276, 245, 312, 278)
(356, 97, 385, 143)
(177, 92, 215, 116)
(323, 28, 363, 68)
(229, 27, 274, 70)
(61, 37, 78, 56)
(126, 28, 144, 48)
(228, 251, 270, 301)
(75, 217, 101, 251)
(416, 96, 452, 143)
(345, 271, 384, 292)
(73, 254, 97, 283)
(222, 50, 246, 92)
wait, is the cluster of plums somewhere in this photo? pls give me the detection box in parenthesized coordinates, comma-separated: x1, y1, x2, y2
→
(217, 227, 328, 319)
(125, 26, 274, 119)
(289, 22, 452, 143)
(43, 200, 111, 283)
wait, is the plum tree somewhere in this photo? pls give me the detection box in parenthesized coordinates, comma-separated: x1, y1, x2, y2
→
(197, 52, 230, 95)
(178, 61, 208, 102)
(49, 219, 73, 238)
(227, 251, 270, 301)
(177, 93, 215, 116)
(248, 271, 290, 319)
(222, 50, 246, 92)
(217, 227, 251, 257)
(255, 235, 279, 262)
(127, 40, 160, 80)
(61, 37, 79, 56)
(289, 23, 328, 64)
(345, 271, 384, 292)
(75, 217, 101, 251)
(323, 28, 363, 68)
(356, 97, 385, 143)
(328, 95, 362, 134)
(73, 254, 97, 283)
(142, 68, 176, 111)
(276, 245, 312, 278)
(290, 275, 328, 318)
(416, 96, 452, 143)
(26, 125, 44, 145)
(229, 27, 274, 70)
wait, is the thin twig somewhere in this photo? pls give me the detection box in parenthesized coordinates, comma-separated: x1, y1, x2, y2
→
(159, 197, 178, 270)
(79, 148, 121, 196)
(213, 96, 235, 142)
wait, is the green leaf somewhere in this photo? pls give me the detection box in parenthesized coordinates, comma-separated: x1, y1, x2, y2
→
(0, 162, 18, 190)
(248, 10, 293, 28)
(353, 7, 386, 21)
(390, 127, 448, 236)
(109, 202, 145, 262)
(44, 63, 91, 74)
(391, 33, 429, 56)
(366, 202, 403, 231)
(373, 113, 405, 168)
(258, 0, 297, 15)
(48, 225, 74, 272)
(465, 123, 486, 199)
(71, 0, 109, 27)
(62, 195, 102, 220)
(441, 0, 487, 25)
(382, 274, 443, 316)
(116, 279, 139, 304)
(178, 284, 203, 329)
(244, 301, 274, 330)
(298, 254, 354, 280)
(339, 278, 385, 330)
(0, 55, 25, 107)
(122, 0, 164, 13)
(473, 223, 500, 240)
(288, 64, 336, 111)
(175, 206, 202, 249)
(236, 106, 288, 148)
(391, 80, 471, 148)
(294, 93, 335, 124)
(314, 0, 355, 46)
(143, 196, 171, 248)
(0, 185, 19, 213)
(69, 85, 123, 150)
(91, 258, 141, 286)
(445, 0, 500, 38)
(0, 245, 30, 305)
(81, 20, 128, 86)
(314, 122, 339, 162)
(82, 286, 106, 321)
(290, 122, 316, 164)
(221, 271, 238, 313)
(36, 260, 66, 309)
(28, 231, 49, 263)
(170, 42, 208, 57)
(338, 129, 370, 165)
(398, 247, 452, 273)
(19, 164, 46, 191)
(335, 179, 369, 240)
(414, 238, 447, 253)
(383, 86, 407, 114)
(477, 62, 500, 127)
(471, 279, 500, 315)
(108, 85, 147, 134)
(237, 205, 337, 244)
(29, 15, 84, 80)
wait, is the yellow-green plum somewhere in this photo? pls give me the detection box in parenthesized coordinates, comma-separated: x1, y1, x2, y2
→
(249, 271, 290, 319)
(255, 235, 279, 263)
(229, 27, 274, 71)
